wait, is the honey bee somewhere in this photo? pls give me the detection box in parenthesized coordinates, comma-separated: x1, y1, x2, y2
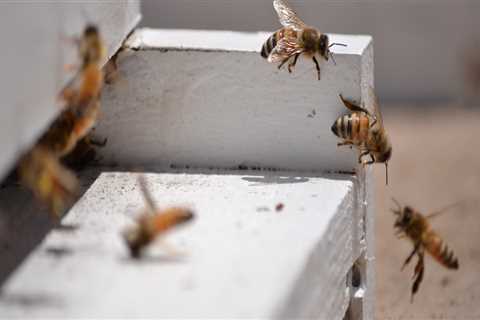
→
(123, 176, 195, 258)
(17, 146, 79, 218)
(331, 87, 392, 184)
(391, 199, 459, 302)
(44, 25, 106, 158)
(261, 0, 346, 80)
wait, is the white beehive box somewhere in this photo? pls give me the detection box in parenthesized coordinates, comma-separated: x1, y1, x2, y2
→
(0, 1, 141, 181)
(0, 10, 375, 320)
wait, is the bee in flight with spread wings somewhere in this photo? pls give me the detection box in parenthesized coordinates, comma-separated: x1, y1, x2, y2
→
(391, 199, 460, 302)
(261, 0, 346, 80)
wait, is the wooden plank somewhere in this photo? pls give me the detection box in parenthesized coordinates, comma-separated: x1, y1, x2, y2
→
(0, 170, 360, 319)
(96, 29, 373, 173)
(0, 1, 141, 180)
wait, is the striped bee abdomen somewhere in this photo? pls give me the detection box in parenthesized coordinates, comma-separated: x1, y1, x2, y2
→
(425, 233, 459, 269)
(261, 32, 278, 59)
(331, 113, 370, 142)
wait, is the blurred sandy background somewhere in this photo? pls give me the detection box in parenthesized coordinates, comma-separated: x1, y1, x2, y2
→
(374, 106, 480, 319)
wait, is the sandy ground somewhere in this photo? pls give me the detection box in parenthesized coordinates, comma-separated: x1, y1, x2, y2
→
(374, 107, 480, 320)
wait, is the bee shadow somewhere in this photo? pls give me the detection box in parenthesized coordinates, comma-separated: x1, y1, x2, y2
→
(242, 176, 309, 186)
(119, 253, 189, 265)
(0, 291, 64, 308)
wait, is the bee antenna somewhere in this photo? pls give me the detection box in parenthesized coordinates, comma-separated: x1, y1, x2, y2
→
(329, 42, 348, 48)
(385, 162, 389, 185)
(329, 51, 337, 66)
(391, 197, 402, 214)
(137, 174, 158, 214)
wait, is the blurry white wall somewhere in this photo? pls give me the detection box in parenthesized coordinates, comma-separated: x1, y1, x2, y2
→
(141, 0, 480, 103)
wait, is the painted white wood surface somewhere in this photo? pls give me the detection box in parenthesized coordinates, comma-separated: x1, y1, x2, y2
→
(96, 29, 373, 173)
(0, 1, 141, 181)
(141, 0, 480, 103)
(0, 170, 365, 319)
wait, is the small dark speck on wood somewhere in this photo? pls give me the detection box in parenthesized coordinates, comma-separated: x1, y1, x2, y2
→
(45, 247, 73, 258)
(275, 203, 284, 212)
(54, 224, 80, 232)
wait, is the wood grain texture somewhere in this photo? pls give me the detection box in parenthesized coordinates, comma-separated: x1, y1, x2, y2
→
(96, 29, 373, 173)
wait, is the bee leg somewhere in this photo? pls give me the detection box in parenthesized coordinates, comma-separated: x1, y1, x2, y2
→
(339, 94, 359, 111)
(358, 151, 370, 164)
(59, 87, 76, 105)
(87, 136, 108, 148)
(338, 95, 375, 119)
(312, 56, 321, 80)
(278, 58, 290, 70)
(337, 141, 354, 147)
(288, 54, 300, 73)
(411, 251, 425, 303)
(401, 243, 420, 271)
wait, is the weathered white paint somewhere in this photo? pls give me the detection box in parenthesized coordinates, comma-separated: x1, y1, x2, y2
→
(96, 29, 373, 173)
(0, 1, 141, 181)
(0, 170, 363, 319)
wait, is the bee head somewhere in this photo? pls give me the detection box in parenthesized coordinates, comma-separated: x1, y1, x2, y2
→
(378, 143, 392, 163)
(176, 209, 195, 224)
(392, 201, 414, 230)
(122, 226, 148, 259)
(80, 24, 105, 65)
(318, 34, 329, 59)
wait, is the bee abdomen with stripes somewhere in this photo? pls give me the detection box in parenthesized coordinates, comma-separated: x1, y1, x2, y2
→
(428, 238, 459, 269)
(331, 113, 370, 143)
(261, 32, 278, 59)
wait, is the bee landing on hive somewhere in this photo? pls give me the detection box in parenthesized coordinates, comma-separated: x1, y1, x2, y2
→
(261, 0, 346, 80)
(331, 87, 392, 185)
(123, 175, 195, 259)
(391, 199, 459, 302)
(17, 24, 107, 218)
(42, 24, 107, 158)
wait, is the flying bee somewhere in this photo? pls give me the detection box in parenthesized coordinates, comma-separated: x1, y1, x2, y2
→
(391, 199, 460, 302)
(17, 146, 79, 218)
(331, 87, 392, 184)
(261, 0, 346, 80)
(123, 176, 195, 258)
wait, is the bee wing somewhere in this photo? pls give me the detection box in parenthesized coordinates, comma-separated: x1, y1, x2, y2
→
(369, 86, 384, 127)
(273, 0, 307, 31)
(426, 200, 464, 220)
(137, 175, 158, 215)
(267, 38, 304, 63)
